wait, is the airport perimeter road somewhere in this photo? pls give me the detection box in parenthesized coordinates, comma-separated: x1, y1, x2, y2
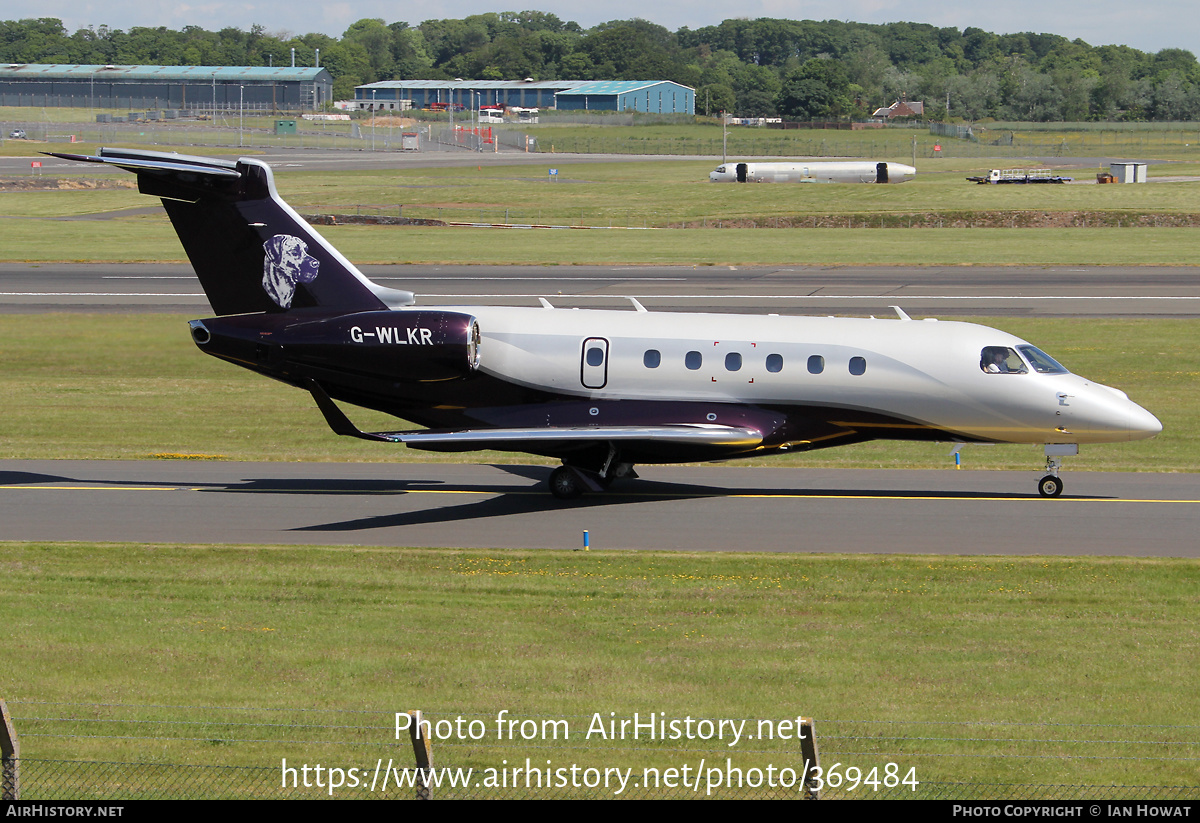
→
(4, 262, 1200, 316)
(1, 460, 1196, 556)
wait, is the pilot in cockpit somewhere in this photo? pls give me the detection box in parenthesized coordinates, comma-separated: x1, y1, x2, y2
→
(981, 346, 1027, 374)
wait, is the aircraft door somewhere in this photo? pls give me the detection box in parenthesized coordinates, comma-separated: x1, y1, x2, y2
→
(736, 163, 748, 183)
(581, 337, 609, 389)
(876, 162, 889, 183)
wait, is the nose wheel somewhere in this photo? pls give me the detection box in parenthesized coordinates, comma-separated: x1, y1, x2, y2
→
(1038, 474, 1064, 497)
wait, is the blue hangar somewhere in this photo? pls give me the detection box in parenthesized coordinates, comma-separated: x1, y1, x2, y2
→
(355, 79, 694, 114)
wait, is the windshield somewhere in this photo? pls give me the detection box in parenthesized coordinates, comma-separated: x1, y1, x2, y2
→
(1017, 345, 1069, 374)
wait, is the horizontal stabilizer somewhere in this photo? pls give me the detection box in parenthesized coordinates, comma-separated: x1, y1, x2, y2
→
(48, 149, 241, 180)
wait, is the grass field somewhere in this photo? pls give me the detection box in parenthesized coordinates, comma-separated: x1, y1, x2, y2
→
(6, 150, 1200, 265)
(526, 120, 1200, 161)
(3, 543, 1197, 789)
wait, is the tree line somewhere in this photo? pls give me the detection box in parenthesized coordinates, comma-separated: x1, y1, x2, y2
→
(3, 13, 1200, 121)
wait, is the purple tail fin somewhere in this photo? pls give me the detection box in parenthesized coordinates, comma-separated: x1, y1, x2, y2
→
(47, 147, 413, 315)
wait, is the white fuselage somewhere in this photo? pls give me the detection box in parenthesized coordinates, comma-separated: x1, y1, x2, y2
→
(709, 161, 916, 184)
(423, 306, 1159, 446)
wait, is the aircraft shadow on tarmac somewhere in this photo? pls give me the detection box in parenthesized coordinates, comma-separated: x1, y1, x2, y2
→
(283, 465, 1107, 533)
(0, 467, 1110, 536)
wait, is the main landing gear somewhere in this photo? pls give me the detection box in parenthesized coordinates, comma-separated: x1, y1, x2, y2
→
(549, 465, 586, 500)
(1037, 444, 1077, 498)
(548, 456, 638, 500)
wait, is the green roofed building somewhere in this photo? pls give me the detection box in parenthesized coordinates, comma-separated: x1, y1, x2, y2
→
(0, 64, 332, 110)
(355, 79, 694, 114)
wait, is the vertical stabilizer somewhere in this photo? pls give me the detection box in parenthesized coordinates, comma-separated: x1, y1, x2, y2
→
(46, 148, 414, 315)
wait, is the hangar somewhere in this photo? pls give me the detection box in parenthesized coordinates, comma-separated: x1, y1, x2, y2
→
(356, 79, 576, 111)
(0, 64, 333, 111)
(554, 81, 694, 114)
(354, 79, 694, 114)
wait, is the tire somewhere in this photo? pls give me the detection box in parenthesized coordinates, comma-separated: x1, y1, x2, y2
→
(1038, 475, 1063, 498)
(549, 466, 584, 500)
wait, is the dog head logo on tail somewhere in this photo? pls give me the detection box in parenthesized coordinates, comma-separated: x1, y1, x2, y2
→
(262, 234, 320, 309)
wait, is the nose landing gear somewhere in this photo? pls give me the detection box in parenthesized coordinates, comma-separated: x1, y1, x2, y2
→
(1038, 444, 1077, 497)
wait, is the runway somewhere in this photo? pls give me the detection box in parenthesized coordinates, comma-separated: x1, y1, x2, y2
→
(1, 460, 1196, 555)
(4, 262, 1200, 316)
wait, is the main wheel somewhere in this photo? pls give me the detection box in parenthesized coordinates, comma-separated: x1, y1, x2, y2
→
(1038, 475, 1064, 498)
(549, 466, 584, 500)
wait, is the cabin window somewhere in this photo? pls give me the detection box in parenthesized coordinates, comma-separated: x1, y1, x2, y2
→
(643, 349, 661, 368)
(766, 353, 783, 373)
(980, 346, 1027, 374)
(1017, 345, 1068, 374)
(849, 356, 867, 376)
(807, 355, 824, 374)
(586, 346, 605, 367)
(725, 352, 742, 371)
(685, 351, 702, 370)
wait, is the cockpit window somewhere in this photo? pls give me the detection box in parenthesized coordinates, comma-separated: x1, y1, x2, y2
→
(1017, 345, 1069, 374)
(980, 346, 1027, 374)
(715, 166, 726, 174)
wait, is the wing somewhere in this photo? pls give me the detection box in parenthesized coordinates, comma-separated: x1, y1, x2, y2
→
(306, 381, 764, 452)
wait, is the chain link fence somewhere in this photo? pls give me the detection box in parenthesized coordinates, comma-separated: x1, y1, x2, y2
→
(5, 701, 1199, 800)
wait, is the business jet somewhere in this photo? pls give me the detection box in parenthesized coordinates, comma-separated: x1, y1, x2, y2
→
(710, 161, 916, 184)
(48, 147, 1159, 499)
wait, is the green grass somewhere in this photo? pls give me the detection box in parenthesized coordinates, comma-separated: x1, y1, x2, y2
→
(2, 543, 1197, 790)
(0, 187, 142, 217)
(0, 314, 1190, 471)
(5, 219, 1200, 266)
(7, 156, 1200, 265)
(523, 119, 1200, 160)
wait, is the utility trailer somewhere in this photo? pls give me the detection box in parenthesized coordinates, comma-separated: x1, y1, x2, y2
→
(967, 168, 1073, 184)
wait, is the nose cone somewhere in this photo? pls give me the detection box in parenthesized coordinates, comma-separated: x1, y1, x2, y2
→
(1076, 384, 1162, 441)
(1128, 402, 1163, 440)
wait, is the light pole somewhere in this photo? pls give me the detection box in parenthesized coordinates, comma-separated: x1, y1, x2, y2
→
(239, 85, 244, 147)
(371, 89, 376, 151)
(721, 110, 729, 165)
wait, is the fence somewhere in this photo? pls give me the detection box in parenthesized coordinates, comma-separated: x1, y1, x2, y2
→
(5, 110, 1199, 158)
(4, 700, 1199, 800)
(0, 95, 315, 112)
